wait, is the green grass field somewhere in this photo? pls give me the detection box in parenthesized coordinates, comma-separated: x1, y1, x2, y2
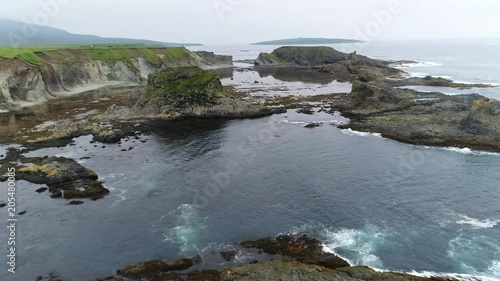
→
(0, 45, 190, 66)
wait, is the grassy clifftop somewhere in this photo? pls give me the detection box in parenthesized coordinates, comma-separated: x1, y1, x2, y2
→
(0, 45, 194, 66)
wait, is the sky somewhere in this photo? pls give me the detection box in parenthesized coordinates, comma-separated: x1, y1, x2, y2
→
(1, 0, 500, 45)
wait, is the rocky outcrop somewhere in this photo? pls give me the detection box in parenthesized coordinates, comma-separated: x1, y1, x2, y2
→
(333, 81, 500, 151)
(117, 256, 200, 280)
(255, 46, 404, 82)
(0, 149, 109, 202)
(389, 75, 495, 89)
(254, 47, 496, 90)
(0, 47, 233, 111)
(80, 235, 454, 281)
(220, 260, 447, 281)
(20, 119, 131, 147)
(102, 67, 285, 120)
(255, 46, 352, 66)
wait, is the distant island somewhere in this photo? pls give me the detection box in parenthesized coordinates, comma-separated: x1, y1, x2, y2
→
(0, 19, 202, 47)
(252, 37, 363, 45)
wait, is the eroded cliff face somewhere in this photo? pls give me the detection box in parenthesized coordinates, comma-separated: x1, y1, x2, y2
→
(0, 48, 233, 111)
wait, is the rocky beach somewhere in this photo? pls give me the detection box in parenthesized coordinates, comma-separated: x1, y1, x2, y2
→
(0, 43, 499, 280)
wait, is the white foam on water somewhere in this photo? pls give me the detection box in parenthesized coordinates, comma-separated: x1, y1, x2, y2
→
(103, 174, 128, 204)
(452, 80, 500, 87)
(162, 204, 208, 255)
(441, 147, 500, 156)
(409, 73, 453, 79)
(447, 234, 500, 279)
(489, 261, 500, 278)
(392, 61, 445, 68)
(456, 214, 500, 229)
(279, 119, 346, 126)
(407, 72, 430, 78)
(341, 128, 382, 138)
(408, 270, 500, 281)
(320, 226, 386, 269)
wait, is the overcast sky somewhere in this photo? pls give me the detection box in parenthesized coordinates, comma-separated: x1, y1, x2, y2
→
(1, 0, 499, 45)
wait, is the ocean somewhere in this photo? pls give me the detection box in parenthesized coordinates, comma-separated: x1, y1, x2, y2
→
(0, 39, 499, 281)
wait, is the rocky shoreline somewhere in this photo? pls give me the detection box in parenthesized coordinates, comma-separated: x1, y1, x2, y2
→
(254, 46, 500, 152)
(0, 47, 233, 112)
(332, 81, 500, 152)
(0, 66, 285, 206)
(0, 46, 498, 280)
(36, 235, 456, 281)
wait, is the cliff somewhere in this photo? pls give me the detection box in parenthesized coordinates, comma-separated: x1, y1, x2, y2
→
(0, 47, 232, 111)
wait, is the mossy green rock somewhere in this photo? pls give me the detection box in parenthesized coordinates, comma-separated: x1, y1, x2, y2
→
(141, 66, 226, 108)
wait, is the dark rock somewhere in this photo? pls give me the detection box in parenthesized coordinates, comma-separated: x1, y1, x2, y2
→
(36, 187, 49, 193)
(297, 108, 314, 115)
(241, 235, 324, 258)
(255, 46, 404, 82)
(168, 258, 195, 271)
(220, 251, 237, 262)
(333, 80, 500, 152)
(191, 255, 203, 265)
(19, 210, 27, 215)
(93, 129, 125, 144)
(36, 272, 71, 281)
(296, 253, 350, 270)
(219, 259, 449, 281)
(0, 202, 6, 208)
(93, 277, 124, 281)
(16, 157, 109, 201)
(186, 270, 221, 281)
(68, 201, 84, 206)
(118, 256, 199, 280)
(51, 191, 62, 198)
(304, 122, 320, 128)
(120, 260, 170, 279)
(389, 75, 494, 90)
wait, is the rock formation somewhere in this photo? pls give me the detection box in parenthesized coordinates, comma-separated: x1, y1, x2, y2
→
(0, 47, 233, 111)
(103, 66, 285, 120)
